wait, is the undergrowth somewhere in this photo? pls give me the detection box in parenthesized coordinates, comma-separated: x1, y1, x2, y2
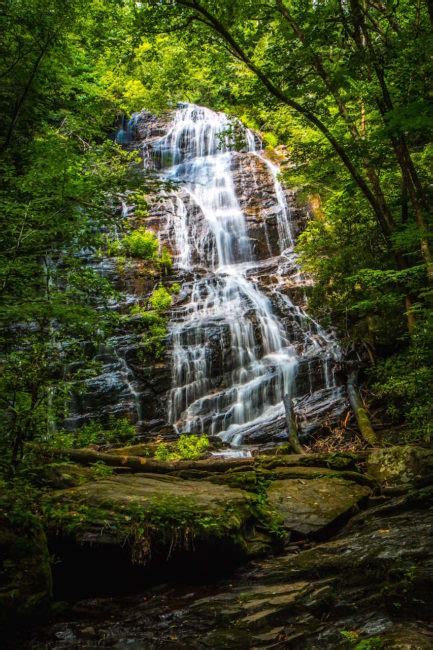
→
(154, 434, 210, 461)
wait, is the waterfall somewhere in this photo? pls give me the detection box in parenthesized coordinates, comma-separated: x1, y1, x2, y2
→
(149, 104, 343, 445)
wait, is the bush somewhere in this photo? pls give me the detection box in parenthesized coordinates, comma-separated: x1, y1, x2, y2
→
(149, 285, 173, 311)
(170, 282, 181, 294)
(129, 287, 173, 359)
(158, 246, 173, 269)
(121, 227, 159, 259)
(370, 311, 433, 442)
(140, 322, 168, 359)
(154, 434, 210, 461)
(44, 417, 136, 449)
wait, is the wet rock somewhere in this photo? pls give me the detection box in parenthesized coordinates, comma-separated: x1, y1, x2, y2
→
(42, 474, 274, 567)
(267, 477, 371, 536)
(146, 485, 433, 648)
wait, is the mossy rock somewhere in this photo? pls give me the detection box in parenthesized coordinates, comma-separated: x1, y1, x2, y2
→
(367, 446, 433, 490)
(31, 462, 97, 489)
(151, 486, 433, 648)
(42, 473, 275, 564)
(267, 477, 371, 536)
(260, 452, 361, 472)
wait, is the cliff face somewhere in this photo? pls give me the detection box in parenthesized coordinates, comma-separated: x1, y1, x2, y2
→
(66, 106, 348, 444)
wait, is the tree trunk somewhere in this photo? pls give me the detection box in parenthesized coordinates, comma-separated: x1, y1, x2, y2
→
(45, 447, 364, 472)
(283, 394, 305, 454)
(46, 447, 256, 473)
(1, 42, 49, 152)
(347, 369, 380, 446)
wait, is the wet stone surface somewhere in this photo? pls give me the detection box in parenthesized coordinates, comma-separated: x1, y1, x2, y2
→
(16, 481, 433, 649)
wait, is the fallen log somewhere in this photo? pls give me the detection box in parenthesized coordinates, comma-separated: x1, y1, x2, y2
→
(347, 369, 380, 446)
(44, 447, 365, 474)
(46, 447, 255, 474)
(283, 394, 305, 455)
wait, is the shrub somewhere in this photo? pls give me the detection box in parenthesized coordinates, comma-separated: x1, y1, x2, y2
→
(140, 322, 168, 359)
(154, 434, 210, 461)
(170, 282, 181, 294)
(121, 227, 159, 259)
(130, 287, 173, 359)
(177, 433, 210, 459)
(149, 285, 173, 311)
(106, 237, 122, 256)
(44, 417, 136, 449)
(158, 246, 173, 269)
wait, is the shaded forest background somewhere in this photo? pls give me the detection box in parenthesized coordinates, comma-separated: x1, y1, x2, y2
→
(1, 0, 433, 468)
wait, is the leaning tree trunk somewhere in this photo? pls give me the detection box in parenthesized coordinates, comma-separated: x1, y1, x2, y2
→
(347, 369, 380, 446)
(283, 394, 305, 454)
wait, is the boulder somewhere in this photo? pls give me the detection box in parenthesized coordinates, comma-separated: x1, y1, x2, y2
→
(367, 446, 433, 491)
(267, 477, 371, 536)
(42, 473, 274, 565)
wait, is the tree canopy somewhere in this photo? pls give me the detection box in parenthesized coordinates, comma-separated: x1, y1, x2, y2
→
(1, 0, 432, 465)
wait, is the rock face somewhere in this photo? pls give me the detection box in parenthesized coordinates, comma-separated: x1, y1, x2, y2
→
(67, 104, 349, 445)
(367, 445, 433, 490)
(179, 487, 433, 649)
(144, 104, 347, 443)
(39, 451, 374, 587)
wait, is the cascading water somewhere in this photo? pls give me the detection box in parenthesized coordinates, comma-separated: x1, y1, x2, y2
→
(149, 104, 343, 445)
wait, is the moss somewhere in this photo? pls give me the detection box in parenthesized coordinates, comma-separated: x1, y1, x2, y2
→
(260, 452, 360, 472)
(31, 462, 97, 489)
(210, 470, 273, 491)
(367, 446, 433, 488)
(42, 474, 280, 564)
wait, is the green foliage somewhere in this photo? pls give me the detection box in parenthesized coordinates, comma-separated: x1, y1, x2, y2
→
(370, 308, 433, 440)
(0, 0, 162, 464)
(154, 434, 210, 461)
(138, 0, 433, 436)
(139, 322, 168, 359)
(149, 286, 173, 311)
(170, 282, 181, 294)
(340, 631, 383, 649)
(158, 246, 173, 270)
(90, 462, 114, 479)
(43, 417, 136, 450)
(121, 228, 160, 259)
(41, 488, 260, 565)
(129, 284, 175, 359)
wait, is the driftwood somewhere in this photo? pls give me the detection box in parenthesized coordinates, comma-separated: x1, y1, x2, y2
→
(347, 369, 380, 446)
(283, 394, 305, 454)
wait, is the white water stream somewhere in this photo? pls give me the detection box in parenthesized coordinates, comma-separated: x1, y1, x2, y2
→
(151, 104, 340, 445)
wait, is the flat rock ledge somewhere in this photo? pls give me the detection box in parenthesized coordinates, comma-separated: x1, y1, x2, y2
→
(40, 454, 374, 569)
